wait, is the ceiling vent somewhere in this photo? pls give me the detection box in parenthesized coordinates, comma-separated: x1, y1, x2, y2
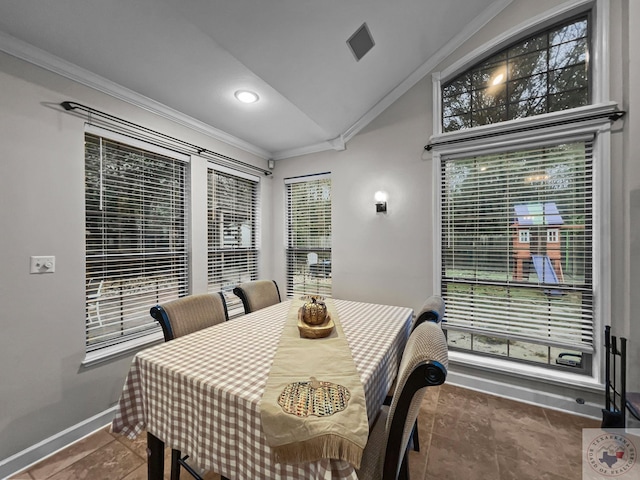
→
(347, 23, 375, 61)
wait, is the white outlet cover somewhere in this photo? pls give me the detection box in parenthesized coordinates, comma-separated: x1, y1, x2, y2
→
(30, 255, 55, 273)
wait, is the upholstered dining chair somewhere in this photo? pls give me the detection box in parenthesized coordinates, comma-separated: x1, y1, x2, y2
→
(150, 292, 229, 342)
(233, 279, 281, 314)
(384, 295, 445, 452)
(149, 293, 229, 480)
(357, 320, 449, 480)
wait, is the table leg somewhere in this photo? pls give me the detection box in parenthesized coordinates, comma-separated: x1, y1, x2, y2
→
(147, 432, 164, 480)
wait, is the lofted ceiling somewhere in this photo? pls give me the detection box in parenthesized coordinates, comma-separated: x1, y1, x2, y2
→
(0, 0, 511, 159)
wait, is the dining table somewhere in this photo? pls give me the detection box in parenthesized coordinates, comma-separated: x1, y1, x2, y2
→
(111, 298, 413, 480)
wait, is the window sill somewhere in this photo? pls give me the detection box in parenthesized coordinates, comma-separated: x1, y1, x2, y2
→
(448, 350, 604, 393)
(82, 330, 165, 367)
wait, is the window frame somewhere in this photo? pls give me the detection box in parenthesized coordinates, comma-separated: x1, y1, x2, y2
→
(440, 136, 595, 374)
(83, 125, 190, 365)
(285, 173, 332, 298)
(206, 163, 261, 318)
(441, 13, 592, 133)
(430, 0, 612, 388)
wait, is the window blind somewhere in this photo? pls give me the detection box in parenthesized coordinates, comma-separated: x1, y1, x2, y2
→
(286, 174, 332, 297)
(207, 165, 260, 316)
(85, 133, 188, 350)
(440, 139, 594, 352)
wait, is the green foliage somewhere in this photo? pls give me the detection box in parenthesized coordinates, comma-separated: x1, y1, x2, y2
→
(442, 16, 589, 131)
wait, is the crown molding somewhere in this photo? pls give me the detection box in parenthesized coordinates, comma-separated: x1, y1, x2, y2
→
(271, 0, 514, 160)
(0, 31, 272, 160)
(271, 139, 337, 160)
(0, 0, 514, 164)
(340, 0, 515, 145)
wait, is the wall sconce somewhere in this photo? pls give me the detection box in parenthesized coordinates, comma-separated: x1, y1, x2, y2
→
(374, 190, 388, 213)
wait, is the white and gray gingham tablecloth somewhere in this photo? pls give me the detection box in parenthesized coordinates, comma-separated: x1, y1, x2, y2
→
(112, 299, 412, 480)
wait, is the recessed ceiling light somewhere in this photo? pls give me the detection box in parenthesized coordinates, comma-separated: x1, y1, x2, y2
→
(234, 90, 259, 103)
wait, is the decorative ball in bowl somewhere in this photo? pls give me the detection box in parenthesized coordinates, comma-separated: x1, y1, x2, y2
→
(301, 296, 328, 325)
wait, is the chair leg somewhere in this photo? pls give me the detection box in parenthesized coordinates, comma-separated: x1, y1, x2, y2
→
(147, 433, 165, 480)
(173, 447, 230, 480)
(171, 449, 181, 480)
(411, 420, 420, 452)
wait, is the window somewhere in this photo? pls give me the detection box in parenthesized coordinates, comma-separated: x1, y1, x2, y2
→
(286, 174, 332, 297)
(432, 4, 617, 377)
(441, 141, 593, 371)
(85, 130, 188, 352)
(442, 15, 590, 132)
(207, 166, 260, 316)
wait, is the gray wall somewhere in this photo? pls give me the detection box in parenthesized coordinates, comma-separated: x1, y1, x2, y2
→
(270, 70, 433, 309)
(271, 0, 638, 408)
(0, 53, 270, 463)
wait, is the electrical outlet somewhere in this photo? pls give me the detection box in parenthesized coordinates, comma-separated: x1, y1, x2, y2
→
(30, 255, 55, 273)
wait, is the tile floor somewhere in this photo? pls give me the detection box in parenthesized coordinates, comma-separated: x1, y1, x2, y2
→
(8, 383, 600, 480)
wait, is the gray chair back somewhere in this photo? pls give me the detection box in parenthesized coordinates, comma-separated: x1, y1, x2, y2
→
(358, 321, 448, 479)
(233, 280, 281, 314)
(150, 292, 228, 341)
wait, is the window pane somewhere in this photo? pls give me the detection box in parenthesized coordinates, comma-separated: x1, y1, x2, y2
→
(472, 105, 507, 126)
(472, 87, 506, 111)
(85, 134, 188, 350)
(473, 334, 509, 356)
(508, 73, 547, 104)
(508, 96, 548, 119)
(443, 114, 472, 132)
(550, 19, 587, 46)
(510, 50, 548, 81)
(442, 92, 471, 118)
(207, 169, 260, 315)
(548, 89, 589, 111)
(508, 34, 547, 57)
(443, 76, 472, 98)
(441, 141, 594, 362)
(471, 61, 507, 90)
(549, 64, 588, 93)
(442, 15, 590, 131)
(549, 38, 588, 70)
(286, 176, 332, 297)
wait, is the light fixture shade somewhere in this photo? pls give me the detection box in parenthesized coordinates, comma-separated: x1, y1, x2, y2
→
(374, 191, 388, 203)
(234, 90, 259, 103)
(375, 190, 388, 213)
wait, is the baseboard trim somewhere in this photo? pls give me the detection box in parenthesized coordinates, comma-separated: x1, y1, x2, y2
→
(0, 406, 117, 480)
(447, 370, 603, 420)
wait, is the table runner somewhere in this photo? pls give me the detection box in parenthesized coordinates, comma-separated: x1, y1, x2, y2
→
(260, 298, 369, 468)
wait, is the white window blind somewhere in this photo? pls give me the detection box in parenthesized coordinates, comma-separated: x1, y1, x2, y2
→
(85, 133, 189, 350)
(441, 139, 594, 353)
(207, 166, 260, 316)
(286, 174, 332, 297)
